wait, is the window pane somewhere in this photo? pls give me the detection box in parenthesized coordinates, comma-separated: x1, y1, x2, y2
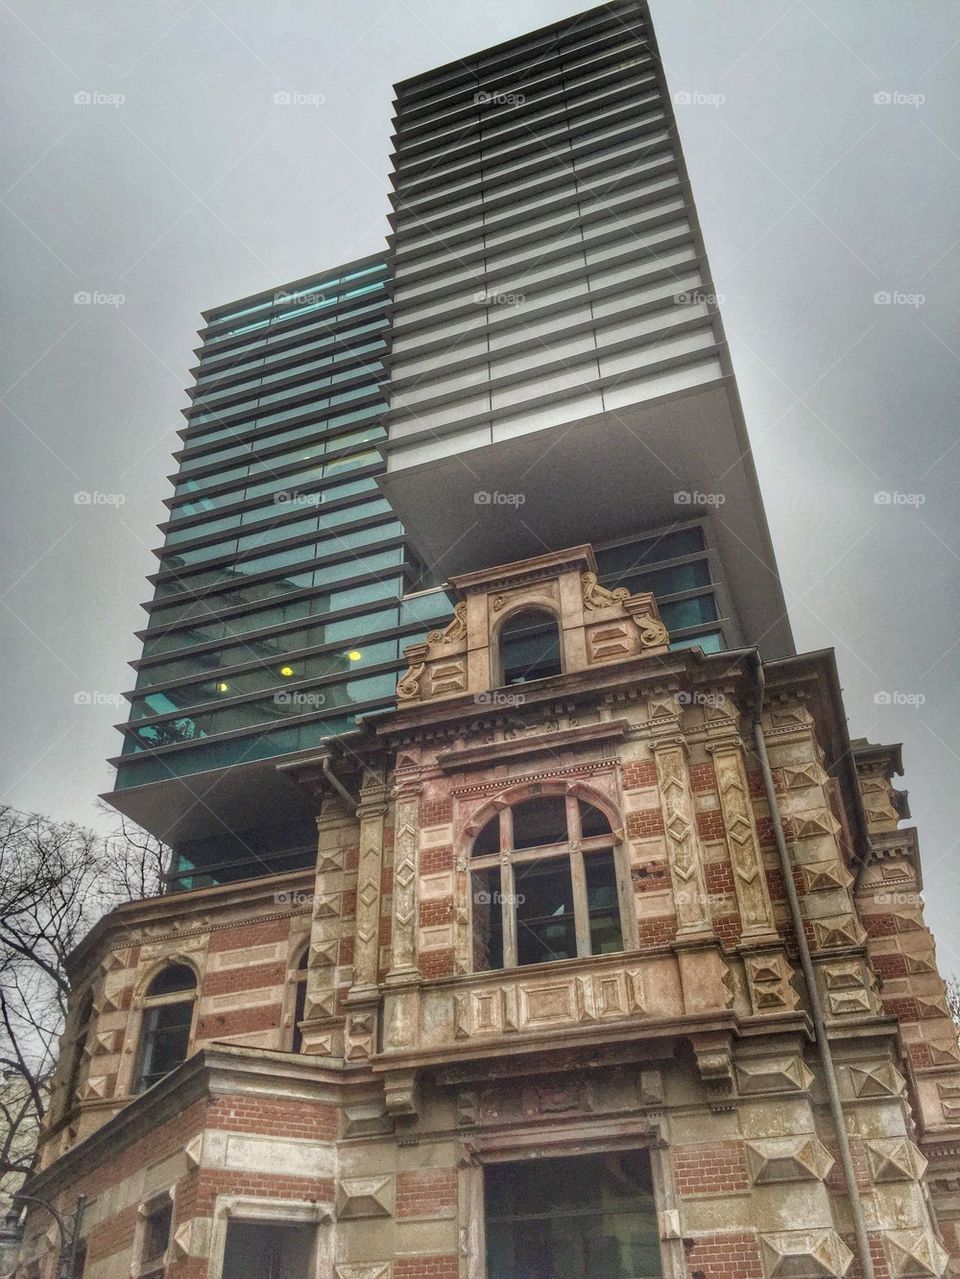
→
(511, 796, 568, 849)
(659, 593, 718, 629)
(578, 801, 611, 838)
(472, 815, 500, 856)
(143, 1202, 172, 1263)
(514, 858, 576, 965)
(584, 851, 624, 955)
(500, 610, 562, 684)
(472, 867, 504, 971)
(138, 1001, 192, 1089)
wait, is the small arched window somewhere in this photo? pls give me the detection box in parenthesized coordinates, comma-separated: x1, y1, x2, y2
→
(64, 990, 93, 1112)
(470, 795, 625, 971)
(290, 948, 309, 1053)
(499, 610, 562, 685)
(134, 964, 197, 1093)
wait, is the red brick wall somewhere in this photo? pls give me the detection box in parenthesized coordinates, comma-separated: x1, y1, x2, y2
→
(396, 1168, 458, 1218)
(394, 1258, 459, 1279)
(627, 809, 665, 838)
(622, 761, 658, 789)
(673, 1140, 750, 1195)
(422, 845, 454, 873)
(685, 1231, 763, 1278)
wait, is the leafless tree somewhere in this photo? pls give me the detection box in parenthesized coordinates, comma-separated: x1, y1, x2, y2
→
(946, 974, 960, 1031)
(0, 805, 166, 1206)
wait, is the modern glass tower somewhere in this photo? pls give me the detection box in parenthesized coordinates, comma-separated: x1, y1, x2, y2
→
(107, 0, 792, 887)
(381, 0, 792, 657)
(108, 257, 452, 886)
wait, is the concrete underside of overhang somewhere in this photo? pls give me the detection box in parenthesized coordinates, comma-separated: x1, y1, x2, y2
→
(380, 377, 794, 661)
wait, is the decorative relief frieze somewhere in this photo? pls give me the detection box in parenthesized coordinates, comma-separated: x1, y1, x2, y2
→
(710, 742, 777, 937)
(451, 968, 646, 1040)
(389, 798, 420, 978)
(653, 739, 711, 935)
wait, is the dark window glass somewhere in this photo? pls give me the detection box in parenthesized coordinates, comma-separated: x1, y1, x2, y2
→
(659, 594, 718, 629)
(137, 1002, 193, 1090)
(472, 815, 500, 856)
(585, 851, 624, 955)
(617, 559, 711, 598)
(291, 950, 309, 1054)
(143, 1202, 172, 1264)
(500, 610, 562, 684)
(511, 796, 567, 850)
(669, 630, 724, 654)
(595, 526, 704, 576)
(514, 858, 577, 966)
(485, 1153, 662, 1279)
(579, 801, 611, 838)
(472, 867, 504, 972)
(146, 964, 196, 997)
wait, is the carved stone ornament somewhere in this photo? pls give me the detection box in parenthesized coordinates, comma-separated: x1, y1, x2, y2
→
(846, 1060, 905, 1099)
(581, 571, 629, 609)
(865, 1138, 927, 1183)
(396, 662, 425, 702)
(426, 602, 467, 646)
(735, 1054, 814, 1096)
(883, 1229, 950, 1278)
(759, 1229, 853, 1278)
(336, 1176, 394, 1220)
(746, 1136, 834, 1184)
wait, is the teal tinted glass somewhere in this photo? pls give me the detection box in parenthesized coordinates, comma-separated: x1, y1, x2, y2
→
(659, 593, 718, 629)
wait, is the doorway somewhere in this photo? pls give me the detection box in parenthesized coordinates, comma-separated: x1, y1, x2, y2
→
(221, 1221, 314, 1279)
(484, 1151, 663, 1279)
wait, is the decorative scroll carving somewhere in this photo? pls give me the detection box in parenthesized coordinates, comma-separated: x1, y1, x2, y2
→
(653, 738, 711, 935)
(710, 741, 776, 937)
(396, 663, 424, 701)
(426, 601, 467, 646)
(581, 571, 628, 609)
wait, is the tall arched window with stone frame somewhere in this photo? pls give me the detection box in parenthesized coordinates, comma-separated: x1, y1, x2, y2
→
(133, 962, 198, 1093)
(470, 792, 631, 971)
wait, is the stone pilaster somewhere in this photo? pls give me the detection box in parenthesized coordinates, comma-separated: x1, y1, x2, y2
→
(706, 736, 777, 941)
(650, 722, 712, 938)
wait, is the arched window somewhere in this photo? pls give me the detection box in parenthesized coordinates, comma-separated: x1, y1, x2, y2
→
(290, 948, 309, 1053)
(134, 964, 197, 1092)
(64, 990, 93, 1112)
(470, 795, 625, 971)
(498, 610, 562, 685)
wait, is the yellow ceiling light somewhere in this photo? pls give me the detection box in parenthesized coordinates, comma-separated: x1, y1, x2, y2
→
(215, 681, 230, 694)
(279, 665, 295, 677)
(346, 650, 363, 662)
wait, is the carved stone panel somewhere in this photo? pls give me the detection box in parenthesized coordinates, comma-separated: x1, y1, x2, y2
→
(710, 742, 777, 938)
(652, 739, 711, 935)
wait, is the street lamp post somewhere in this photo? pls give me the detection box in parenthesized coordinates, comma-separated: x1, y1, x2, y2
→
(0, 1194, 86, 1279)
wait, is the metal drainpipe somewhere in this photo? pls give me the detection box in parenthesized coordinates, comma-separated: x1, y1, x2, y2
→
(749, 650, 875, 1279)
(321, 755, 358, 813)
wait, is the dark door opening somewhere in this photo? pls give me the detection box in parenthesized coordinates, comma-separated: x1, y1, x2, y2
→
(221, 1221, 314, 1279)
(485, 1151, 663, 1279)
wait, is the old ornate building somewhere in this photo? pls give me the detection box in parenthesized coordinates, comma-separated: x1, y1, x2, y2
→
(18, 546, 960, 1278)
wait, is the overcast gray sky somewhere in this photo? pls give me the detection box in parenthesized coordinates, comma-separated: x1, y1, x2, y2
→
(1, 1, 958, 960)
